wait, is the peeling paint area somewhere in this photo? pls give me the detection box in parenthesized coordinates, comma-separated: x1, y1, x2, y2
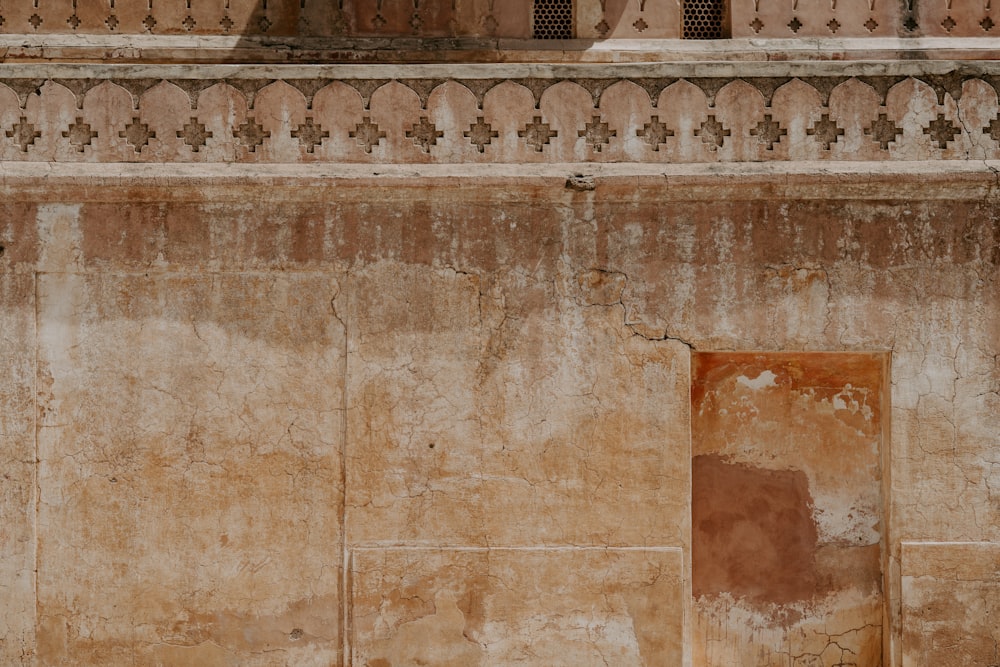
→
(692, 352, 886, 667)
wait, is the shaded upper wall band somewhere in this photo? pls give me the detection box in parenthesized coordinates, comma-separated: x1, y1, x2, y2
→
(0, 0, 996, 48)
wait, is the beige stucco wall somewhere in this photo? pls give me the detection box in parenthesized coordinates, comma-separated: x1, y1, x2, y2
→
(0, 163, 996, 665)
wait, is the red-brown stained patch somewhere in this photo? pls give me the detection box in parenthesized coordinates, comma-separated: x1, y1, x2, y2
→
(691, 350, 886, 661)
(692, 454, 821, 606)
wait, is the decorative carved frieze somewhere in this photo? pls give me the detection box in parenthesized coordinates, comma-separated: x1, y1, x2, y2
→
(1, 71, 1000, 162)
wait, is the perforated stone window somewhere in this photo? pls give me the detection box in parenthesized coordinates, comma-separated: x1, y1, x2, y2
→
(683, 0, 727, 38)
(533, 0, 574, 39)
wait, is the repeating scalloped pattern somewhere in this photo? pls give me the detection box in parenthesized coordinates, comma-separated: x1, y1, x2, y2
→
(1, 75, 998, 162)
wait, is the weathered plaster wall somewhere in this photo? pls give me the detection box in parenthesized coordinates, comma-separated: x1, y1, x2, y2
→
(0, 165, 996, 666)
(0, 210, 36, 665)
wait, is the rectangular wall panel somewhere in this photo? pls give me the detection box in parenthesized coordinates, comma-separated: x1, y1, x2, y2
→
(901, 542, 1000, 667)
(0, 272, 36, 666)
(692, 352, 887, 667)
(36, 270, 345, 665)
(350, 547, 684, 666)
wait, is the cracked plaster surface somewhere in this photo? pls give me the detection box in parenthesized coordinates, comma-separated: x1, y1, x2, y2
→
(33, 202, 345, 665)
(350, 547, 684, 666)
(0, 242, 37, 665)
(901, 542, 1000, 667)
(345, 260, 691, 548)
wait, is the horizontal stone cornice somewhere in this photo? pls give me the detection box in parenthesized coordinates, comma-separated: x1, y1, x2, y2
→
(1, 161, 997, 202)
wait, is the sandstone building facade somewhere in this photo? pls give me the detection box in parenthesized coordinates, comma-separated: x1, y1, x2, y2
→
(0, 1, 997, 665)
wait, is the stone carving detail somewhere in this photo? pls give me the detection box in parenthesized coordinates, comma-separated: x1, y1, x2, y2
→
(177, 117, 212, 152)
(0, 74, 999, 163)
(62, 117, 98, 152)
(6, 117, 41, 152)
(741, 2, 997, 37)
(983, 115, 1000, 143)
(637, 115, 674, 151)
(519, 116, 557, 152)
(750, 114, 786, 150)
(233, 119, 270, 152)
(407, 117, 444, 153)
(291, 118, 329, 153)
(120, 118, 156, 153)
(465, 117, 498, 153)
(807, 114, 844, 150)
(579, 116, 616, 152)
(866, 113, 903, 149)
(351, 117, 386, 154)
(696, 115, 730, 149)
(924, 113, 960, 148)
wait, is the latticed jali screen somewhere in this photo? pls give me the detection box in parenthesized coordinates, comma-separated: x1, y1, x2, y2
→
(683, 0, 726, 38)
(533, 0, 575, 38)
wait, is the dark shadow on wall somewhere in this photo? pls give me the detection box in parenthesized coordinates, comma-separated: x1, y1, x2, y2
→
(226, 0, 636, 40)
(0, 0, 696, 62)
(221, 0, 677, 62)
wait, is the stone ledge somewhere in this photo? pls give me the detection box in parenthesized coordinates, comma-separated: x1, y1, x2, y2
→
(0, 161, 996, 202)
(4, 59, 1000, 79)
(4, 36, 1000, 64)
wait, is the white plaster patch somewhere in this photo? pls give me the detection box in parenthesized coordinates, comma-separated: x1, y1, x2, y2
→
(736, 370, 777, 390)
(832, 384, 874, 421)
